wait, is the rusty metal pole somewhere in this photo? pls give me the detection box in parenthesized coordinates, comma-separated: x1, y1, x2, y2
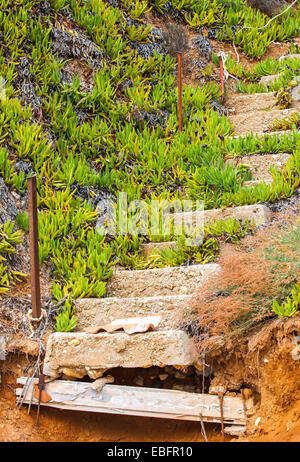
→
(177, 52, 183, 132)
(220, 58, 225, 105)
(28, 176, 41, 320)
(219, 393, 225, 442)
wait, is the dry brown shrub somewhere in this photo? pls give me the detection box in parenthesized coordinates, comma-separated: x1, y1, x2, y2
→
(187, 211, 300, 352)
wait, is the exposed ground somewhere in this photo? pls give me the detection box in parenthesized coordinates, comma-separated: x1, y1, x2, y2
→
(2, 297, 300, 442)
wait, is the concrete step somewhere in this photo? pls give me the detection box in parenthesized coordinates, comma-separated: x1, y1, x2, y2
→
(43, 330, 199, 379)
(244, 179, 273, 187)
(228, 92, 277, 115)
(138, 205, 270, 259)
(259, 73, 283, 86)
(229, 108, 299, 136)
(141, 241, 177, 258)
(229, 129, 298, 139)
(140, 205, 271, 259)
(227, 152, 291, 183)
(166, 204, 271, 229)
(106, 263, 218, 298)
(75, 294, 191, 332)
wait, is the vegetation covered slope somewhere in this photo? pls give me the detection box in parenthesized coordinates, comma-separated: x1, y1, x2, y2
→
(0, 0, 299, 329)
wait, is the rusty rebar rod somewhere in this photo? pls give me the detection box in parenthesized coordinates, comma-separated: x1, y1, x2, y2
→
(28, 176, 41, 320)
(177, 52, 183, 131)
(220, 58, 225, 105)
(219, 393, 225, 442)
(36, 373, 45, 426)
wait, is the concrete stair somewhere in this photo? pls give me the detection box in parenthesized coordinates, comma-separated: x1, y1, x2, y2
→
(106, 263, 219, 298)
(228, 92, 277, 114)
(227, 152, 291, 186)
(75, 294, 192, 332)
(166, 203, 271, 228)
(43, 204, 272, 379)
(139, 203, 271, 259)
(43, 88, 294, 385)
(44, 264, 219, 378)
(229, 108, 299, 136)
(227, 91, 299, 136)
(43, 330, 199, 380)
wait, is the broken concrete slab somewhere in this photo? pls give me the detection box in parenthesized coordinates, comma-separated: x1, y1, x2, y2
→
(43, 330, 199, 379)
(75, 294, 192, 332)
(166, 204, 271, 229)
(106, 263, 219, 298)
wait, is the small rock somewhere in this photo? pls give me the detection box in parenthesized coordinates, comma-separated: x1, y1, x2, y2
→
(61, 367, 85, 379)
(135, 376, 144, 386)
(90, 375, 114, 393)
(86, 368, 106, 380)
(179, 286, 189, 294)
(226, 391, 237, 397)
(254, 417, 261, 427)
(224, 425, 246, 437)
(209, 384, 226, 395)
(68, 339, 81, 347)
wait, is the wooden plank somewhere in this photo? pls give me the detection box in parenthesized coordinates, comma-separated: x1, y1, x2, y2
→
(16, 378, 246, 425)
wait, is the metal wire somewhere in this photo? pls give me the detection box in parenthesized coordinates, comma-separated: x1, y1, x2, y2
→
(16, 297, 68, 409)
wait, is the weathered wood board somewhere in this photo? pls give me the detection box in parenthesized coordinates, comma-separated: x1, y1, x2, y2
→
(16, 377, 246, 425)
